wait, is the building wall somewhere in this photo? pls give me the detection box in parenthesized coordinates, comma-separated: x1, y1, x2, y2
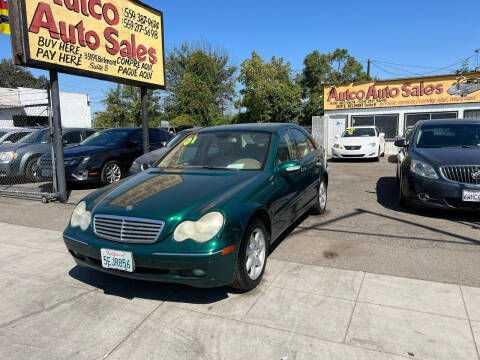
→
(322, 102, 480, 156)
(0, 88, 91, 128)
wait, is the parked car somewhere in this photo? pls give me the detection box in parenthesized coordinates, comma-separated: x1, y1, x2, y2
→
(39, 127, 172, 186)
(63, 123, 328, 290)
(0, 127, 94, 180)
(396, 126, 415, 180)
(447, 76, 480, 97)
(396, 119, 480, 210)
(0, 128, 34, 145)
(331, 126, 385, 161)
(129, 128, 201, 175)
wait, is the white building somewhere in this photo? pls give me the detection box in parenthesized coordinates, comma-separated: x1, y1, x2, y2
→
(314, 73, 480, 156)
(0, 87, 92, 128)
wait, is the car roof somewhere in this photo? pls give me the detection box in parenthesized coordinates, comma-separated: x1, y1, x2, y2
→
(418, 119, 480, 126)
(195, 123, 303, 133)
(0, 128, 34, 133)
(347, 126, 376, 129)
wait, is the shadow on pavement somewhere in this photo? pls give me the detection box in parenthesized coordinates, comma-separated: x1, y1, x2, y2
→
(69, 265, 237, 304)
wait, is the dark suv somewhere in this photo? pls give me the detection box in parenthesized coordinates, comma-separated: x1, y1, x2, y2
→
(38, 127, 172, 185)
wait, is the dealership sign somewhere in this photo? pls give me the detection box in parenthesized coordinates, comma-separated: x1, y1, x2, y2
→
(9, 0, 164, 88)
(324, 73, 480, 111)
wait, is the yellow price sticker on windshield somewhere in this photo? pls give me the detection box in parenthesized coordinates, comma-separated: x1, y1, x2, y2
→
(93, 132, 100, 137)
(346, 128, 354, 135)
(183, 135, 198, 146)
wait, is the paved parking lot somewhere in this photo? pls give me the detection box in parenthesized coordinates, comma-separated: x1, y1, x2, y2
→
(2, 159, 479, 286)
(2, 221, 480, 360)
(2, 159, 480, 359)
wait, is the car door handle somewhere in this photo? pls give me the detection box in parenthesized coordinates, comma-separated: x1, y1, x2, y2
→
(286, 165, 301, 172)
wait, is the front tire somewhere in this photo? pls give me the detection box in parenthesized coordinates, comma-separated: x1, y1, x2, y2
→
(101, 160, 122, 185)
(311, 178, 328, 215)
(25, 156, 40, 181)
(231, 218, 268, 291)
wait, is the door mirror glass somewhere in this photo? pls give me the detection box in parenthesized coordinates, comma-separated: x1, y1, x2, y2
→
(394, 138, 408, 148)
(278, 161, 301, 174)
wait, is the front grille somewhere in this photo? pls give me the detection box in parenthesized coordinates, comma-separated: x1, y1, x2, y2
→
(93, 215, 165, 244)
(342, 155, 364, 158)
(345, 146, 361, 150)
(441, 165, 480, 185)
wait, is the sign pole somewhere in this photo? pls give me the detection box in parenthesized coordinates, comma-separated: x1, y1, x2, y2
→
(141, 87, 150, 154)
(49, 70, 67, 203)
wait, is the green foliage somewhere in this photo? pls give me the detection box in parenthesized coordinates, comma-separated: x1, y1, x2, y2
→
(299, 49, 370, 124)
(0, 59, 49, 89)
(236, 51, 302, 124)
(94, 84, 161, 128)
(166, 42, 237, 126)
(170, 114, 196, 127)
(456, 59, 471, 74)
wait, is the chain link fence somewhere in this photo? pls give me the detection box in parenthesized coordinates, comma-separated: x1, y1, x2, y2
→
(0, 102, 58, 202)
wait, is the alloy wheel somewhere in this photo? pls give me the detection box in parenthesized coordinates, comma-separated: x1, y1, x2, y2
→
(246, 228, 266, 281)
(106, 163, 121, 184)
(319, 180, 327, 210)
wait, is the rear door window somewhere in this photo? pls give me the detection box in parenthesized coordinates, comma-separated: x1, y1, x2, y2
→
(276, 130, 296, 164)
(290, 129, 313, 160)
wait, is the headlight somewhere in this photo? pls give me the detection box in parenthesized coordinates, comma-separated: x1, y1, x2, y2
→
(410, 159, 438, 179)
(0, 151, 17, 162)
(333, 143, 343, 149)
(131, 161, 140, 171)
(70, 201, 91, 231)
(173, 211, 224, 243)
(368, 142, 377, 147)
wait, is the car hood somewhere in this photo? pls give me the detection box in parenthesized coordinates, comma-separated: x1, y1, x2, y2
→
(336, 137, 378, 146)
(135, 148, 168, 165)
(87, 168, 264, 231)
(412, 147, 480, 166)
(64, 145, 118, 158)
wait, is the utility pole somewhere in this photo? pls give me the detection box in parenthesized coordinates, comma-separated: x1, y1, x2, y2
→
(367, 59, 371, 77)
(141, 87, 150, 154)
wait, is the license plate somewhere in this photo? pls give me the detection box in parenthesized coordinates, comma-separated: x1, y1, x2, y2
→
(101, 249, 134, 272)
(462, 190, 480, 202)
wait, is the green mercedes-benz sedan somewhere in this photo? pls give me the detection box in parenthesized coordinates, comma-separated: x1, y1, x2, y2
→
(63, 123, 328, 290)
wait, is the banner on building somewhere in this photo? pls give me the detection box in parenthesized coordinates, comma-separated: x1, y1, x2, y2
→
(9, 0, 164, 89)
(0, 0, 9, 34)
(324, 73, 480, 111)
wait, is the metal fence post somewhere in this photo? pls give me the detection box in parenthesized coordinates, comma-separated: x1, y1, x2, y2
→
(49, 70, 67, 203)
(141, 87, 149, 154)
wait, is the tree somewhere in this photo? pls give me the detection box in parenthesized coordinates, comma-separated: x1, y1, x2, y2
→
(299, 49, 370, 124)
(236, 51, 302, 123)
(165, 42, 236, 126)
(94, 84, 161, 128)
(0, 59, 49, 89)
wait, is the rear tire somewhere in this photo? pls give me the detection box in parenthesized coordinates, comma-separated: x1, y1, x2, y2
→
(230, 218, 268, 291)
(311, 178, 328, 215)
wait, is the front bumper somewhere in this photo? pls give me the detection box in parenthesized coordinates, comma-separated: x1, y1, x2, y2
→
(63, 231, 238, 288)
(331, 147, 378, 159)
(0, 161, 22, 177)
(403, 172, 480, 211)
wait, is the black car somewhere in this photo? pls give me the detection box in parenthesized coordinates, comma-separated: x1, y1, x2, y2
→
(396, 119, 480, 211)
(0, 127, 94, 180)
(38, 127, 172, 185)
(129, 128, 201, 175)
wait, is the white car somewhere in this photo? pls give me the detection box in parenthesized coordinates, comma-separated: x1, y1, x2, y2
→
(331, 126, 385, 161)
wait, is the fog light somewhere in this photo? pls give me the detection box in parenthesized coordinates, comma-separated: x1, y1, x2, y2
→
(193, 269, 206, 277)
(72, 171, 88, 181)
(418, 193, 430, 201)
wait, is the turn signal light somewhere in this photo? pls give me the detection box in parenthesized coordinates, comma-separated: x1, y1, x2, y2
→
(221, 245, 236, 256)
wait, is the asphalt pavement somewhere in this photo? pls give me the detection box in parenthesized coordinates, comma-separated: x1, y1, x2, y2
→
(1, 158, 480, 286)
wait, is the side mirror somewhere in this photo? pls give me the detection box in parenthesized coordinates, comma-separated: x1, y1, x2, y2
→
(380, 133, 385, 138)
(278, 161, 301, 174)
(394, 138, 408, 148)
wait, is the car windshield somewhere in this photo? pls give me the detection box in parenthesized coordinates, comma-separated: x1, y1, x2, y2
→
(415, 124, 480, 148)
(157, 131, 271, 170)
(166, 132, 188, 148)
(17, 129, 50, 144)
(342, 128, 375, 137)
(81, 130, 132, 146)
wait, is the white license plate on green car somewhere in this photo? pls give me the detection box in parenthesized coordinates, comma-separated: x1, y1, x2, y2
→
(101, 249, 134, 272)
(462, 190, 480, 202)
